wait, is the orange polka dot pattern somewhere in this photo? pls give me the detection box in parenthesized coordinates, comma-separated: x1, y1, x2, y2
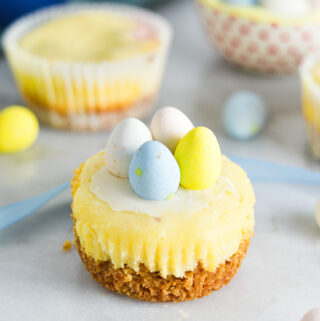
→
(197, 3, 320, 74)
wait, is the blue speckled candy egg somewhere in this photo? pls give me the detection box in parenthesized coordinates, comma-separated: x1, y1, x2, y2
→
(129, 141, 180, 201)
(223, 91, 267, 140)
(222, 0, 258, 6)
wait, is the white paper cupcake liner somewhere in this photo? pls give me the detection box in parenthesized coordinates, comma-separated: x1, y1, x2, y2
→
(3, 3, 172, 131)
(300, 55, 320, 159)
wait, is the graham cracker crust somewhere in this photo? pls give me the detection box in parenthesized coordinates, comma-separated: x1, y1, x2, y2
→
(73, 228, 250, 302)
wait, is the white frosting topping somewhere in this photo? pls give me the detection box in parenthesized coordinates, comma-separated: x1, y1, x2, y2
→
(90, 165, 237, 218)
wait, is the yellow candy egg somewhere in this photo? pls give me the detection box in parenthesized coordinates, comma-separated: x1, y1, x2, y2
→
(174, 127, 222, 190)
(0, 106, 39, 153)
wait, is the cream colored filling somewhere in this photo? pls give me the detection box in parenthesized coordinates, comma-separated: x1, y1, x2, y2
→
(19, 12, 159, 62)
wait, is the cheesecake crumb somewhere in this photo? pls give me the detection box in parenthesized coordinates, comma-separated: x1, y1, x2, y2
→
(62, 240, 73, 251)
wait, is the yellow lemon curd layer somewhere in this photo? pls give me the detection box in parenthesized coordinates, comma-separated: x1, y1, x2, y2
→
(19, 12, 159, 62)
(71, 152, 255, 278)
(200, 0, 320, 25)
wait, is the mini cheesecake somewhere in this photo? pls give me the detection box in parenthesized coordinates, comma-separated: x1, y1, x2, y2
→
(71, 151, 255, 302)
(3, 5, 171, 130)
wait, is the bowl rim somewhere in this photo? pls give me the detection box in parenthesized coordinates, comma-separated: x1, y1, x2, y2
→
(2, 2, 173, 69)
(197, 0, 320, 26)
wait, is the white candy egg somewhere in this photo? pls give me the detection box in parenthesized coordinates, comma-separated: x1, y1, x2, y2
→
(105, 118, 152, 178)
(301, 307, 320, 321)
(260, 0, 311, 16)
(315, 200, 320, 229)
(150, 106, 194, 153)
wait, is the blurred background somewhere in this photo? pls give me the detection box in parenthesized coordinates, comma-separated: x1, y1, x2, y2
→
(0, 0, 167, 30)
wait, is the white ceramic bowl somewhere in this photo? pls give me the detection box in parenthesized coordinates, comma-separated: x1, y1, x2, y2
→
(196, 0, 320, 74)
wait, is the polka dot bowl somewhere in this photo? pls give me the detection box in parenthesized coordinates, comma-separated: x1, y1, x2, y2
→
(195, 0, 320, 74)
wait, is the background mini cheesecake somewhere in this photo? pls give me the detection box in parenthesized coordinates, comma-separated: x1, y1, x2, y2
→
(3, 4, 172, 131)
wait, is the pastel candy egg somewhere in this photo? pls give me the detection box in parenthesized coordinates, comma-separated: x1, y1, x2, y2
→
(315, 200, 320, 229)
(222, 0, 258, 6)
(301, 307, 320, 321)
(174, 127, 222, 190)
(260, 0, 311, 16)
(105, 118, 152, 178)
(150, 106, 194, 153)
(0, 105, 39, 153)
(129, 141, 180, 201)
(223, 91, 267, 140)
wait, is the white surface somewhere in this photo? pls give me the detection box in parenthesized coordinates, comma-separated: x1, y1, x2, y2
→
(0, 0, 320, 320)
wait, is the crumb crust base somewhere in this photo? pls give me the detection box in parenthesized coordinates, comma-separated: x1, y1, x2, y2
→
(74, 227, 250, 302)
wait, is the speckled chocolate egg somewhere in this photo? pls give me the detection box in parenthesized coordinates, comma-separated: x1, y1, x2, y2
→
(129, 141, 180, 201)
(174, 127, 222, 190)
(223, 91, 267, 140)
(150, 106, 194, 153)
(0, 105, 39, 153)
(301, 307, 320, 321)
(105, 118, 152, 178)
